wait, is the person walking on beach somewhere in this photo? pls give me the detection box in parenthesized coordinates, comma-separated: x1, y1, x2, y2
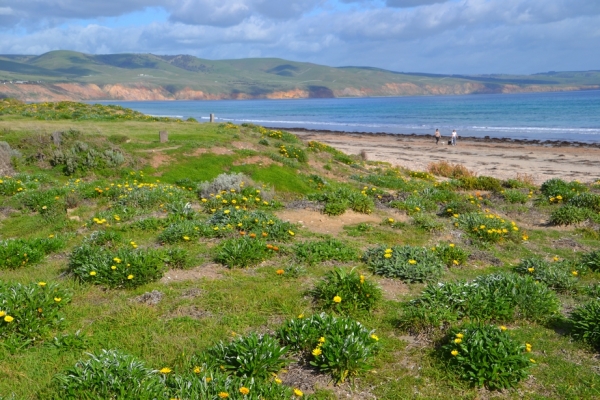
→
(434, 129, 441, 145)
(451, 129, 457, 146)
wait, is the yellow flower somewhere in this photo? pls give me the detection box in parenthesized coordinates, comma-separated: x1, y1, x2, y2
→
(408, 259, 417, 265)
(388, 218, 394, 223)
(54, 297, 61, 302)
(114, 257, 122, 263)
(572, 270, 578, 276)
(239, 387, 250, 395)
(451, 350, 459, 356)
(360, 275, 365, 284)
(526, 343, 532, 352)
(193, 366, 201, 374)
(371, 334, 379, 341)
(127, 275, 134, 280)
(206, 377, 212, 382)
(522, 235, 529, 241)
(384, 248, 393, 253)
(90, 271, 97, 276)
(312, 347, 322, 356)
(275, 378, 282, 384)
(500, 325, 507, 331)
(297, 313, 304, 319)
(453, 260, 459, 265)
(333, 295, 342, 303)
(288, 230, 295, 236)
(318, 336, 326, 343)
(4, 315, 14, 323)
(224, 209, 230, 214)
(530, 358, 536, 363)
(48, 234, 54, 238)
(455, 333, 464, 338)
(111, 265, 117, 270)
(449, 243, 455, 248)
(553, 256, 560, 262)
(384, 253, 392, 258)
(0, 311, 5, 317)
(276, 269, 285, 275)
(183, 236, 190, 241)
(38, 282, 47, 287)
(218, 393, 229, 398)
(293, 388, 303, 397)
(454, 338, 462, 344)
(159, 367, 172, 374)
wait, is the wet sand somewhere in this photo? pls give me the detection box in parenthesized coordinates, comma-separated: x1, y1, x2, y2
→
(289, 129, 600, 185)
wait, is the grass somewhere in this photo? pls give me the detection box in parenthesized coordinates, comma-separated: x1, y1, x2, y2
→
(1, 106, 600, 399)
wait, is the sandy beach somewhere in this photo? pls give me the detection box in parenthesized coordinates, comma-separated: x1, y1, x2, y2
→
(290, 129, 600, 185)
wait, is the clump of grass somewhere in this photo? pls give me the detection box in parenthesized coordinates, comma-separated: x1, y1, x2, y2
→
(399, 273, 560, 332)
(569, 299, 600, 349)
(427, 161, 475, 178)
(311, 267, 382, 314)
(0, 236, 66, 270)
(293, 238, 359, 265)
(433, 242, 469, 267)
(214, 237, 277, 268)
(440, 323, 534, 390)
(363, 245, 444, 283)
(277, 313, 379, 383)
(514, 257, 579, 293)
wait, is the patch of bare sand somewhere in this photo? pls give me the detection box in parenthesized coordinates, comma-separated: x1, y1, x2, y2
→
(375, 277, 410, 301)
(231, 141, 258, 150)
(275, 209, 383, 235)
(187, 147, 233, 156)
(160, 263, 223, 284)
(292, 131, 600, 185)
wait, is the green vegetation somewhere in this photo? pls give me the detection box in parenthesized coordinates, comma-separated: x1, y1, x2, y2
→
(2, 103, 600, 399)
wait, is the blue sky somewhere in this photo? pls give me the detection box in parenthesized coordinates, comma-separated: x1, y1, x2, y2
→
(0, 0, 599, 74)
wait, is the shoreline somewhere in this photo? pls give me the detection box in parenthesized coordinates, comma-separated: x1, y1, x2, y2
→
(275, 126, 600, 149)
(284, 127, 600, 185)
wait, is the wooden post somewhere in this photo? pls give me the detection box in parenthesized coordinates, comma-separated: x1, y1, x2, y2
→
(51, 131, 62, 146)
(159, 131, 168, 143)
(209, 113, 214, 123)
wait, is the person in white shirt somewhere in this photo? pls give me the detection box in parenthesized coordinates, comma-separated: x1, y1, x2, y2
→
(451, 130, 457, 146)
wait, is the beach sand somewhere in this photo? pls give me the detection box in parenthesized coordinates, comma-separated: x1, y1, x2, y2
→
(290, 130, 600, 185)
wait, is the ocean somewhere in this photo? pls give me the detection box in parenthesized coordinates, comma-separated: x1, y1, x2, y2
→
(96, 89, 600, 143)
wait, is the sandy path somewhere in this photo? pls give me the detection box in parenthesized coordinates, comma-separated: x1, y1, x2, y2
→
(292, 131, 600, 185)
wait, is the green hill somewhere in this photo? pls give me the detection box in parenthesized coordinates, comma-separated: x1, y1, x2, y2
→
(0, 50, 599, 101)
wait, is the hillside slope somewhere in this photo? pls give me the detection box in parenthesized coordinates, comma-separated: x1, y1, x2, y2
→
(0, 50, 599, 101)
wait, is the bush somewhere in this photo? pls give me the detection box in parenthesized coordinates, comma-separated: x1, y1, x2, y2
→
(163, 248, 193, 269)
(196, 333, 289, 380)
(456, 212, 522, 243)
(363, 245, 444, 283)
(454, 176, 503, 192)
(214, 237, 275, 268)
(580, 249, 600, 272)
(433, 243, 469, 267)
(197, 172, 251, 198)
(0, 236, 66, 270)
(411, 213, 445, 232)
(312, 268, 382, 314)
(391, 194, 437, 215)
(514, 258, 579, 293)
(441, 323, 534, 390)
(279, 144, 307, 163)
(293, 239, 358, 265)
(540, 178, 587, 202)
(207, 209, 296, 242)
(569, 299, 600, 349)
(399, 273, 560, 332)
(427, 161, 475, 178)
(501, 189, 530, 204)
(69, 240, 166, 289)
(277, 313, 379, 383)
(440, 198, 480, 217)
(567, 192, 600, 211)
(49, 350, 167, 400)
(309, 186, 375, 216)
(549, 205, 591, 226)
(0, 281, 70, 348)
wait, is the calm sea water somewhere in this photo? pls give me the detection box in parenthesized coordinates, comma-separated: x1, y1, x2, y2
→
(96, 90, 600, 142)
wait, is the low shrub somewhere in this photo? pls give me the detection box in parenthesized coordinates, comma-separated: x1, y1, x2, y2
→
(567, 192, 600, 211)
(69, 241, 166, 289)
(390, 194, 437, 215)
(293, 239, 358, 265)
(400, 273, 560, 332)
(540, 178, 587, 202)
(0, 281, 70, 349)
(363, 245, 444, 283)
(163, 248, 194, 269)
(580, 249, 600, 272)
(279, 144, 308, 163)
(549, 205, 591, 226)
(441, 323, 534, 390)
(196, 333, 289, 380)
(440, 198, 480, 217)
(454, 176, 503, 192)
(214, 237, 276, 268)
(208, 209, 297, 242)
(278, 313, 379, 383)
(427, 161, 475, 178)
(309, 186, 375, 216)
(456, 212, 522, 243)
(501, 189, 530, 204)
(514, 258, 579, 293)
(569, 299, 600, 349)
(0, 236, 66, 270)
(312, 268, 382, 314)
(411, 213, 445, 232)
(433, 243, 469, 267)
(49, 350, 168, 399)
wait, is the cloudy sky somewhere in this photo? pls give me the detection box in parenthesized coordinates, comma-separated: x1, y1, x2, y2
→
(0, 0, 599, 74)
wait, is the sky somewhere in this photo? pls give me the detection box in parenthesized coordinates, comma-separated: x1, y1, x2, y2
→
(0, 0, 599, 74)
